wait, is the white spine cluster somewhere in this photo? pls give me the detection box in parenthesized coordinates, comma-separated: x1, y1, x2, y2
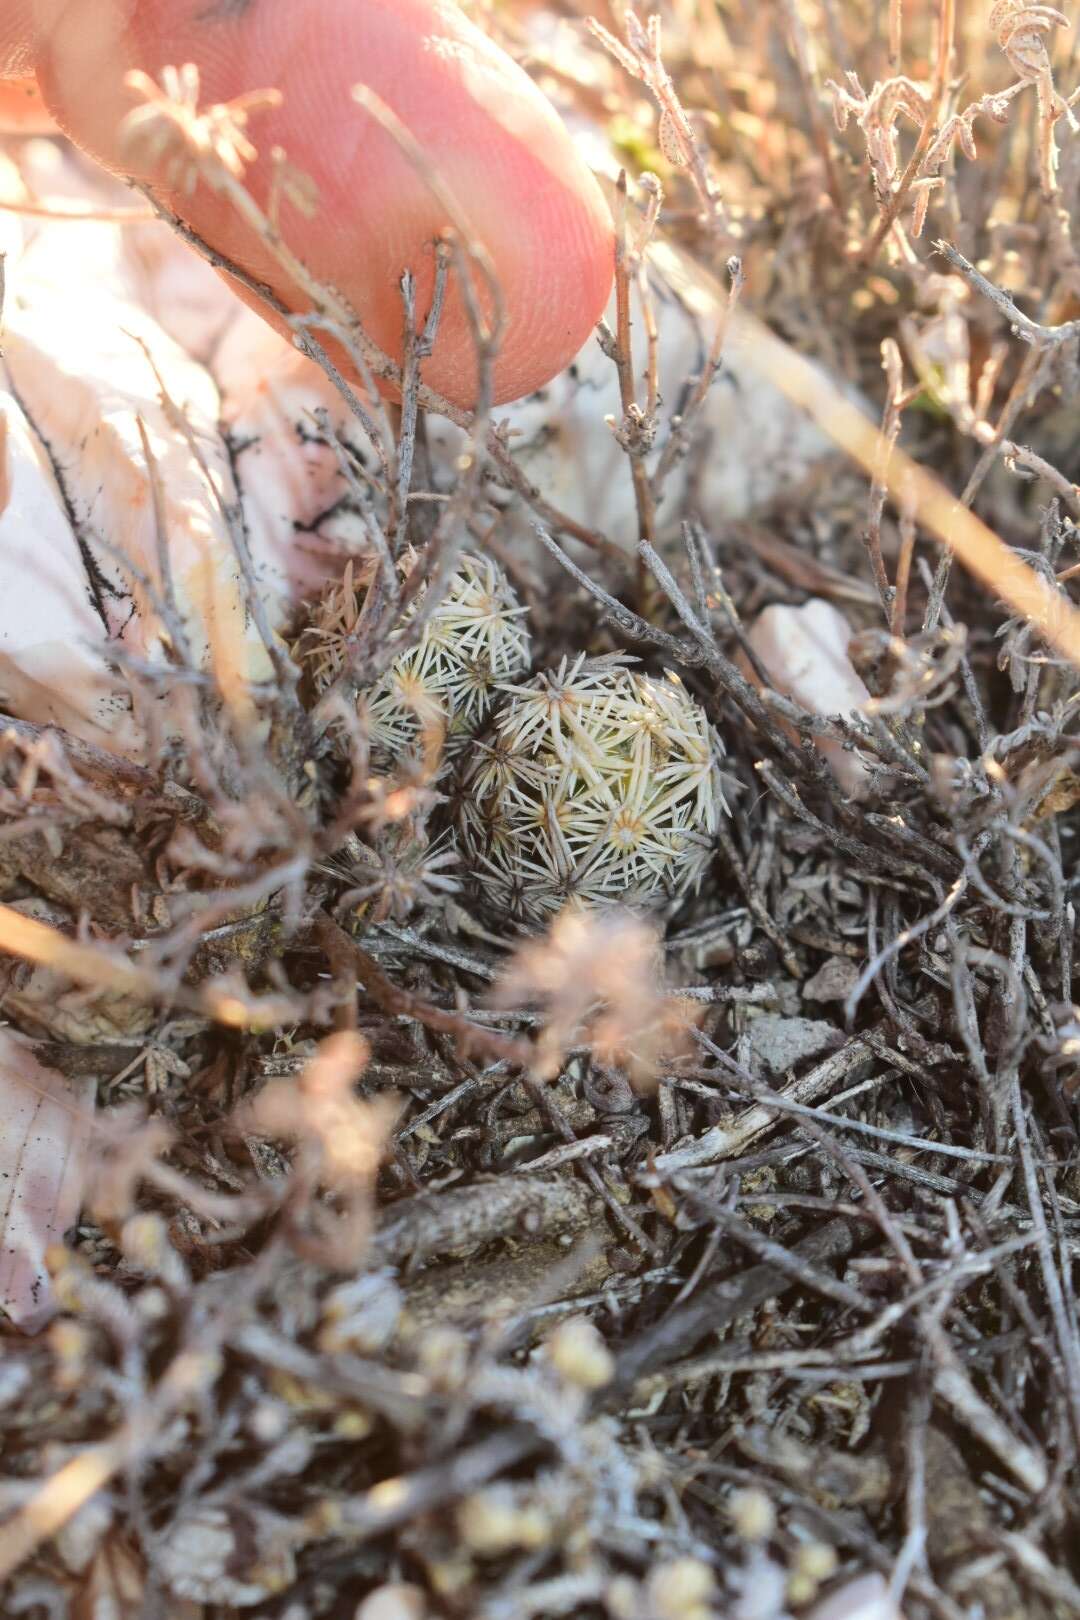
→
(307, 551, 531, 765)
(457, 654, 725, 923)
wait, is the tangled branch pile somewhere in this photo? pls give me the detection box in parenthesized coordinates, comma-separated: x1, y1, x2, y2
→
(0, 3, 1079, 1618)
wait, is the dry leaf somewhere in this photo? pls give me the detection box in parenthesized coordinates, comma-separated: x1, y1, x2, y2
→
(0, 387, 137, 753)
(0, 1029, 95, 1333)
(212, 304, 377, 601)
(0, 139, 348, 757)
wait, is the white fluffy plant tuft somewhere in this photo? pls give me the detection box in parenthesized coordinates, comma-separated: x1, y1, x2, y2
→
(457, 654, 725, 923)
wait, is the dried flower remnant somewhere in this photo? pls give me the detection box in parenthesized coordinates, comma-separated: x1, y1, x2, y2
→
(122, 64, 298, 204)
(241, 1031, 395, 1266)
(302, 557, 376, 693)
(458, 655, 723, 922)
(306, 550, 530, 768)
(493, 908, 696, 1085)
(246, 1032, 383, 1184)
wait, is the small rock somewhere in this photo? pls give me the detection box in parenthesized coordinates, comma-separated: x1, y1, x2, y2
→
(158, 1507, 296, 1607)
(805, 1573, 905, 1620)
(356, 1586, 428, 1620)
(802, 957, 860, 1004)
(746, 599, 873, 796)
(748, 1015, 840, 1076)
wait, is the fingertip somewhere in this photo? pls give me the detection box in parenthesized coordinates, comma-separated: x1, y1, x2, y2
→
(0, 3, 36, 79)
(0, 76, 56, 133)
(31, 0, 613, 405)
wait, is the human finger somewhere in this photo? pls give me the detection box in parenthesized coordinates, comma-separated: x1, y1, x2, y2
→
(14, 0, 614, 407)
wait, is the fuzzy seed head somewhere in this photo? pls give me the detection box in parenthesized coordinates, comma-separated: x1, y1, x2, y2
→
(457, 655, 725, 922)
(457, 1487, 551, 1556)
(546, 1316, 616, 1389)
(647, 1558, 716, 1620)
(729, 1486, 776, 1542)
(794, 1541, 839, 1582)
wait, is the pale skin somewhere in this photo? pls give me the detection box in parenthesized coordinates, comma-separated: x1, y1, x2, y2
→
(0, 0, 615, 407)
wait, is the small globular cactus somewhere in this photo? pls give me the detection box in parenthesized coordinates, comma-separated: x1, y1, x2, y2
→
(304, 550, 531, 767)
(456, 654, 724, 923)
